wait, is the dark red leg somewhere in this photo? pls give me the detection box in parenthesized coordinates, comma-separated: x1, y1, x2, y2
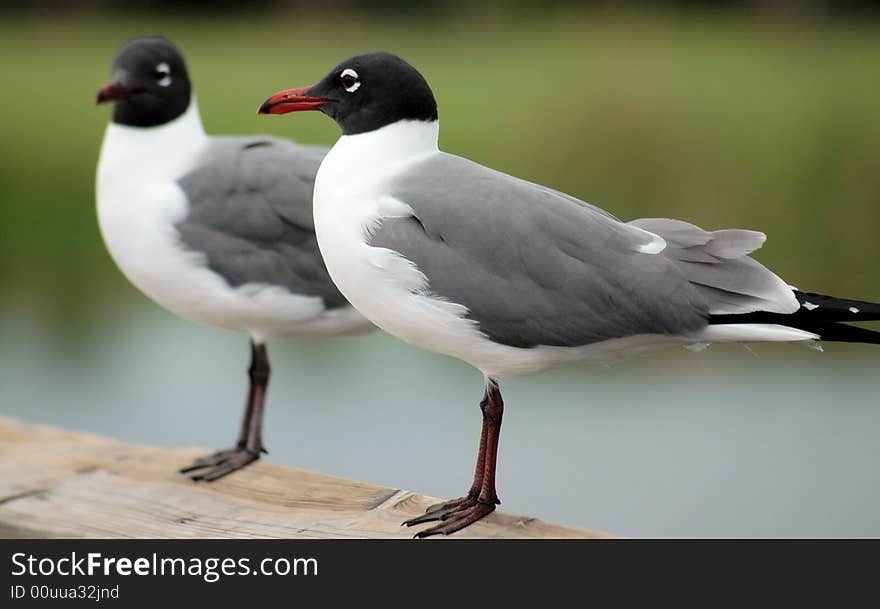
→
(416, 390, 491, 518)
(180, 341, 270, 481)
(404, 379, 504, 537)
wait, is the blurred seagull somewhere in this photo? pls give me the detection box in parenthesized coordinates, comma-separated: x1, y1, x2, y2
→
(96, 37, 373, 481)
(259, 52, 880, 537)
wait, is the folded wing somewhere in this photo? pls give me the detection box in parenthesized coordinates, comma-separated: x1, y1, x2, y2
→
(370, 153, 797, 348)
(176, 136, 349, 309)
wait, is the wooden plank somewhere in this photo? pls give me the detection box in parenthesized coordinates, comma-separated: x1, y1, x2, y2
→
(0, 416, 609, 539)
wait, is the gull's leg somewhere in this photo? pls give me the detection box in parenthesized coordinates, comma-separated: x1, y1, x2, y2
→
(181, 341, 270, 481)
(404, 379, 503, 536)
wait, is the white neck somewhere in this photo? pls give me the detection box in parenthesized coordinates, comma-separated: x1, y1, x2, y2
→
(322, 119, 439, 176)
(98, 97, 209, 187)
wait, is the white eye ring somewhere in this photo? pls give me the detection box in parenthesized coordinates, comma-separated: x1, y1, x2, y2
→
(340, 68, 360, 93)
(155, 62, 172, 87)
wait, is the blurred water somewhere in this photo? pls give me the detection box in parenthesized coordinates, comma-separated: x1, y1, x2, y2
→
(1, 299, 878, 537)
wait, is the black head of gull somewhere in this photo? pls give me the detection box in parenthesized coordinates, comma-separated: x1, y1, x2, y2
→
(258, 52, 437, 135)
(96, 36, 191, 128)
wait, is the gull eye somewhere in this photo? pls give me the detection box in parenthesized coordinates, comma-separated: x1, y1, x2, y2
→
(155, 62, 172, 87)
(340, 68, 360, 93)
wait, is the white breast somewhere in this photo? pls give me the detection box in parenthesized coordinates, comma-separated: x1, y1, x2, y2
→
(96, 101, 369, 342)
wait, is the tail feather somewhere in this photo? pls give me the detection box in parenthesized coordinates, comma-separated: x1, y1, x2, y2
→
(709, 291, 880, 345)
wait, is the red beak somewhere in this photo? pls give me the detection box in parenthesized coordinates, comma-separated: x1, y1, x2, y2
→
(95, 82, 130, 105)
(258, 86, 328, 115)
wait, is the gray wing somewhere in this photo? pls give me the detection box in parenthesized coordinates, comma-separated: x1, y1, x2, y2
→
(371, 153, 794, 349)
(176, 135, 348, 309)
(627, 218, 796, 316)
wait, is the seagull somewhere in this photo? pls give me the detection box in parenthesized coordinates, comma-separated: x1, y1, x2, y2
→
(95, 37, 373, 482)
(259, 52, 880, 537)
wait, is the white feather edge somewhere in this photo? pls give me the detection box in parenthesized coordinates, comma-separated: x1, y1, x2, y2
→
(629, 225, 668, 254)
(693, 323, 818, 343)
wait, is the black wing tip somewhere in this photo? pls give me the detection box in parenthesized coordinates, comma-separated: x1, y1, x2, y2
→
(708, 291, 880, 345)
(793, 291, 880, 322)
(806, 321, 880, 345)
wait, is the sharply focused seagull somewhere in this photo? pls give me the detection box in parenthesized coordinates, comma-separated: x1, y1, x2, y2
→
(95, 37, 373, 481)
(260, 52, 880, 537)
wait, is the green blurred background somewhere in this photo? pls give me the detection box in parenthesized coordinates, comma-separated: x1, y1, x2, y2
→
(1, 3, 879, 537)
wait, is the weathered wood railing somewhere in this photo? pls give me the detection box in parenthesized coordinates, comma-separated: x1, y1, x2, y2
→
(0, 417, 608, 539)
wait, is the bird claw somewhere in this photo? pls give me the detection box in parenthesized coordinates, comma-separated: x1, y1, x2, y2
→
(179, 447, 261, 481)
(404, 494, 497, 537)
(410, 501, 496, 538)
(403, 495, 478, 526)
